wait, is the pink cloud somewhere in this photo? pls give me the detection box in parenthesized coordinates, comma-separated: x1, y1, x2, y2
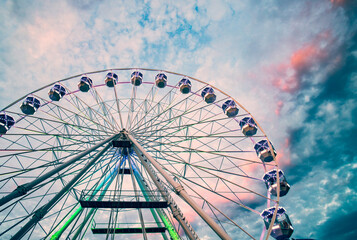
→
(291, 44, 321, 71)
(275, 138, 292, 167)
(269, 31, 332, 94)
(330, 0, 345, 5)
(275, 100, 284, 116)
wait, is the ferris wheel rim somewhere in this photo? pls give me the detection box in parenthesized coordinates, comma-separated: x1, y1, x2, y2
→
(0, 68, 285, 240)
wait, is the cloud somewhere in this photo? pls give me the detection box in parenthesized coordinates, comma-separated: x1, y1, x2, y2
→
(282, 162, 357, 239)
(319, 211, 357, 239)
(0, 0, 356, 239)
(267, 31, 341, 93)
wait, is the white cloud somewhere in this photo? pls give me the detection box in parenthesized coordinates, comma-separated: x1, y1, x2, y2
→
(0, 0, 355, 239)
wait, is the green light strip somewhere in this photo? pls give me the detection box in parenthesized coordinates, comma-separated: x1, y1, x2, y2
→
(132, 161, 180, 240)
(50, 159, 121, 240)
(50, 207, 83, 240)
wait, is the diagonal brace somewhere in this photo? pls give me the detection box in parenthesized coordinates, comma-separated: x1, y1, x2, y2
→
(0, 134, 119, 207)
(9, 135, 117, 240)
(127, 132, 232, 240)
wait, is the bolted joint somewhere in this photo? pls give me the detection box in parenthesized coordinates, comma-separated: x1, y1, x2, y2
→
(171, 206, 181, 218)
(174, 184, 184, 195)
(16, 185, 29, 195)
(33, 207, 46, 220)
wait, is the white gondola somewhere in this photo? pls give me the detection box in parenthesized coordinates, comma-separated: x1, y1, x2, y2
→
(20, 96, 41, 115)
(48, 84, 66, 101)
(222, 100, 239, 117)
(0, 113, 15, 134)
(131, 71, 143, 86)
(261, 207, 294, 240)
(105, 72, 118, 87)
(201, 87, 216, 103)
(263, 169, 290, 197)
(254, 140, 277, 162)
(239, 117, 258, 136)
(78, 76, 93, 92)
(155, 73, 167, 88)
(178, 78, 191, 94)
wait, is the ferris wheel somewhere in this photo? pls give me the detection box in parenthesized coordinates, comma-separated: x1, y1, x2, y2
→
(0, 68, 294, 240)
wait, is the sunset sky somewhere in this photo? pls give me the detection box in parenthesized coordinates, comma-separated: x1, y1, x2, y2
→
(0, 0, 356, 239)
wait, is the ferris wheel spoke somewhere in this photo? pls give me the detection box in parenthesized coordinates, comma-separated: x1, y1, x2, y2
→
(134, 106, 246, 145)
(134, 135, 264, 138)
(209, 206, 229, 237)
(0, 141, 95, 159)
(128, 83, 159, 131)
(62, 91, 117, 133)
(0, 214, 30, 237)
(35, 99, 111, 137)
(38, 108, 107, 140)
(143, 154, 261, 181)
(79, 151, 118, 191)
(11, 115, 108, 153)
(153, 148, 268, 201)
(141, 139, 260, 164)
(181, 180, 257, 239)
(129, 83, 180, 132)
(33, 93, 114, 135)
(126, 84, 136, 129)
(112, 82, 124, 129)
(148, 85, 207, 130)
(131, 84, 209, 133)
(4, 110, 110, 137)
(2, 133, 109, 137)
(30, 195, 78, 237)
(138, 119, 243, 150)
(128, 85, 158, 131)
(137, 100, 246, 137)
(139, 121, 253, 164)
(89, 85, 121, 131)
(175, 173, 261, 214)
(144, 152, 255, 190)
(7, 139, 113, 240)
(0, 142, 89, 178)
(135, 86, 228, 136)
(132, 113, 244, 137)
(0, 157, 80, 184)
(129, 86, 188, 133)
(142, 147, 265, 209)
(0, 134, 118, 210)
(64, 86, 119, 131)
(0, 180, 60, 236)
(14, 113, 104, 143)
(0, 130, 91, 154)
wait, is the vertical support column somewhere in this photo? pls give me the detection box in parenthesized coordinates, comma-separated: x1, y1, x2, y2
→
(133, 149, 197, 240)
(127, 154, 148, 240)
(131, 160, 171, 240)
(127, 133, 232, 240)
(10, 136, 116, 240)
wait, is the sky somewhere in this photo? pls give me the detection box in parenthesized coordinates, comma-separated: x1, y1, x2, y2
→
(0, 0, 356, 239)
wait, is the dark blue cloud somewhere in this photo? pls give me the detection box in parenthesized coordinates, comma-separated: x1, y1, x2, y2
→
(319, 210, 357, 239)
(280, 2, 357, 239)
(286, 6, 357, 179)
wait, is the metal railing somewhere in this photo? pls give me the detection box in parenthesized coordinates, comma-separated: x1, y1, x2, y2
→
(80, 189, 167, 202)
(92, 221, 165, 229)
